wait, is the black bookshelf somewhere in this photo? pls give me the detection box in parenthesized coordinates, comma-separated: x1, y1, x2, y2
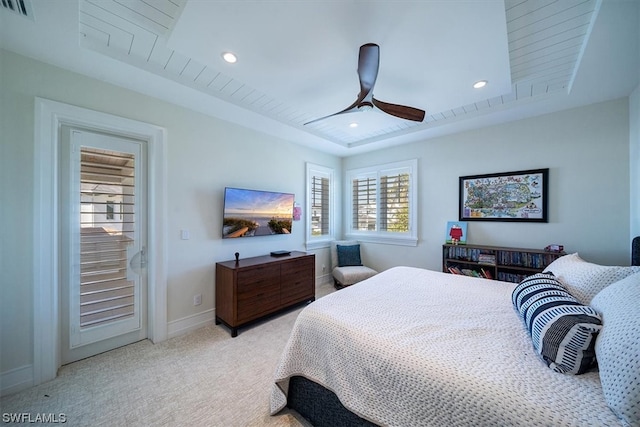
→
(443, 243, 565, 283)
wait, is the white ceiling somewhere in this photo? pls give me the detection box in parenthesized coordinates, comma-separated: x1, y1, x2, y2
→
(1, 0, 638, 156)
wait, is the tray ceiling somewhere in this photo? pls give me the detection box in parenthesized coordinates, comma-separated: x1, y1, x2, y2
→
(1, 0, 638, 155)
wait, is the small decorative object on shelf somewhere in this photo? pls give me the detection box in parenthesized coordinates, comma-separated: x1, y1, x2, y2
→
(443, 243, 565, 283)
(545, 244, 564, 252)
(445, 221, 467, 245)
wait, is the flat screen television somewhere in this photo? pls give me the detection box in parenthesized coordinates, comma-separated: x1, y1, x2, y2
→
(222, 187, 295, 238)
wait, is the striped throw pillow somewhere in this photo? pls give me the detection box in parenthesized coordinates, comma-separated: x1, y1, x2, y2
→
(512, 273, 602, 374)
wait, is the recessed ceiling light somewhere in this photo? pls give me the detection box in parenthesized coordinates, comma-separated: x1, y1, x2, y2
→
(349, 122, 358, 128)
(222, 52, 237, 64)
(473, 80, 488, 89)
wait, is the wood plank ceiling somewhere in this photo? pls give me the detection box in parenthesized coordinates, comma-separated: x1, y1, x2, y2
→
(78, 0, 599, 149)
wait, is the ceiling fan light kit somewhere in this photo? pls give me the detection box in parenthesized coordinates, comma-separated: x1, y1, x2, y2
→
(305, 43, 426, 126)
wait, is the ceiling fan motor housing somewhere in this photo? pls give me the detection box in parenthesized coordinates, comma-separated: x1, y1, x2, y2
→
(358, 102, 374, 111)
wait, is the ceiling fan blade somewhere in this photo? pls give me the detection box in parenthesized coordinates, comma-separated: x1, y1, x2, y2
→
(304, 57, 374, 126)
(303, 100, 364, 125)
(372, 98, 426, 122)
(358, 43, 379, 97)
(305, 44, 379, 126)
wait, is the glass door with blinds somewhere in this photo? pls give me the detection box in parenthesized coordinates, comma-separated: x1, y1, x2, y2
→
(60, 128, 147, 364)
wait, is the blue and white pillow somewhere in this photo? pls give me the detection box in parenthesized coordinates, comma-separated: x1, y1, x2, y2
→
(512, 273, 602, 374)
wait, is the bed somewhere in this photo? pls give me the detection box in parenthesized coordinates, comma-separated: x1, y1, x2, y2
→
(270, 254, 640, 427)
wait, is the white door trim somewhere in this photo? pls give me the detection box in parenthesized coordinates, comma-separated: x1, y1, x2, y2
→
(33, 97, 168, 385)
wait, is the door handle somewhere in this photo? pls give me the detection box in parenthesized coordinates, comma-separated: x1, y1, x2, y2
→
(129, 246, 147, 276)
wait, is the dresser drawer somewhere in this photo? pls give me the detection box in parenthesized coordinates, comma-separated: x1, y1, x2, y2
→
(237, 264, 280, 293)
(281, 257, 314, 306)
(281, 257, 314, 276)
(237, 283, 280, 322)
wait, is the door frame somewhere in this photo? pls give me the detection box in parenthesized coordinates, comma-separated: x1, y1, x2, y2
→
(33, 97, 168, 385)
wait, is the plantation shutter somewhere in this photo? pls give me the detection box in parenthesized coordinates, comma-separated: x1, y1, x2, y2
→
(346, 159, 417, 245)
(352, 174, 377, 231)
(380, 172, 410, 232)
(80, 147, 136, 328)
(311, 175, 330, 236)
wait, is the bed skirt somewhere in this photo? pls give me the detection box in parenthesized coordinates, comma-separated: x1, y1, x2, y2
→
(288, 376, 378, 427)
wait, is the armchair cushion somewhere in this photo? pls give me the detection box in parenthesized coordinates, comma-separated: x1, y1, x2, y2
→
(333, 265, 378, 287)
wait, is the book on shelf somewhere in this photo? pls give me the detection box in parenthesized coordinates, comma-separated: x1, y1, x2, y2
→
(446, 263, 493, 279)
(498, 251, 561, 269)
(461, 268, 474, 276)
(497, 272, 529, 283)
(478, 254, 496, 265)
(448, 266, 463, 275)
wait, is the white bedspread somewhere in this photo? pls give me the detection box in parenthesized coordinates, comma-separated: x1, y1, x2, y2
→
(270, 266, 622, 426)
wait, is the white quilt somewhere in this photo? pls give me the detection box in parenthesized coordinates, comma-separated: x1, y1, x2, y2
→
(270, 266, 622, 426)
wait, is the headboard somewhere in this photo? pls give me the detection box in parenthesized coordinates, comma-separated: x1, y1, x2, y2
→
(633, 236, 640, 266)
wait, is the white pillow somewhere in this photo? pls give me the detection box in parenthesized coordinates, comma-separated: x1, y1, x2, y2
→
(543, 253, 640, 304)
(590, 272, 640, 427)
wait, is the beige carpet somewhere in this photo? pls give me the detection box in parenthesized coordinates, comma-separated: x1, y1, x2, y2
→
(1, 282, 335, 426)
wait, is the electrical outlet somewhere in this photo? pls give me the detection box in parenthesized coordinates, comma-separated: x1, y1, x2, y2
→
(322, 264, 326, 272)
(193, 294, 202, 306)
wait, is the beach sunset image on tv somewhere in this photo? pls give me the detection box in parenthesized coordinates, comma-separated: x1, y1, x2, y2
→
(222, 188, 294, 238)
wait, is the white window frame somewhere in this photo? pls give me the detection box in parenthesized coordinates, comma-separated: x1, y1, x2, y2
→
(346, 159, 418, 246)
(306, 163, 335, 250)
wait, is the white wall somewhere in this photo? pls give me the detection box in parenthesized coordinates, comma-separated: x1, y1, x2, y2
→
(0, 46, 635, 395)
(0, 49, 341, 392)
(344, 98, 632, 272)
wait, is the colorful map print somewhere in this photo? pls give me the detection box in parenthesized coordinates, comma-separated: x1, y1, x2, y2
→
(462, 172, 544, 219)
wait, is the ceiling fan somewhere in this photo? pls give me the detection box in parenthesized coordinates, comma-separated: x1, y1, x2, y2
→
(304, 43, 426, 125)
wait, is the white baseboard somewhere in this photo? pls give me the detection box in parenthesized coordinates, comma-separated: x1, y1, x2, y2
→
(316, 273, 333, 285)
(164, 274, 333, 340)
(167, 309, 215, 339)
(0, 365, 33, 397)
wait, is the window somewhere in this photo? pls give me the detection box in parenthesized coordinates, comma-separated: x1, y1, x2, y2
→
(306, 163, 334, 249)
(347, 159, 418, 246)
(106, 201, 115, 220)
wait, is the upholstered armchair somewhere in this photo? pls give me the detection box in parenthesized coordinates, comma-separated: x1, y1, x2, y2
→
(330, 240, 378, 289)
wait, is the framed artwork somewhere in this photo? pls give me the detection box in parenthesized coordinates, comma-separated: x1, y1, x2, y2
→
(459, 168, 548, 222)
(445, 221, 467, 244)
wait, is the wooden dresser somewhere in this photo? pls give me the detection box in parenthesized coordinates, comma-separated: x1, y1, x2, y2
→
(215, 251, 315, 337)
